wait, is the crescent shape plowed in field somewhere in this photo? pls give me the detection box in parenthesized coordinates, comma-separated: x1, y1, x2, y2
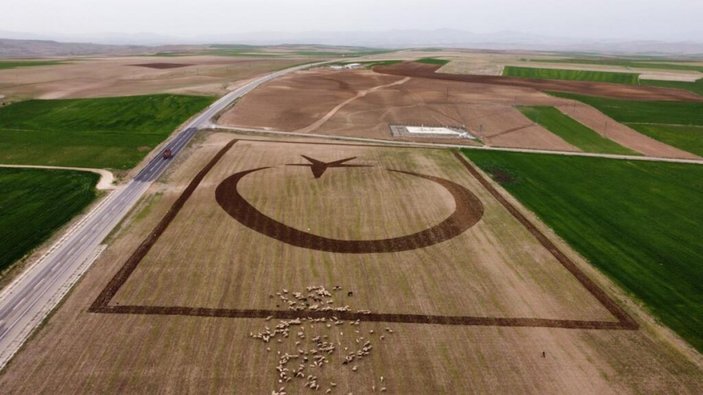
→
(215, 167, 484, 253)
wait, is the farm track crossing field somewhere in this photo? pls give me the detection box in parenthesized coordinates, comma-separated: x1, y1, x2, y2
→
(551, 92, 703, 157)
(1, 134, 701, 394)
(0, 168, 98, 272)
(518, 106, 637, 155)
(503, 66, 641, 84)
(0, 94, 214, 169)
(626, 124, 703, 157)
(463, 149, 703, 352)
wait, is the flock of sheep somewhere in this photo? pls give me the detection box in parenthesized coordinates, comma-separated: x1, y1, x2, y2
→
(249, 285, 393, 394)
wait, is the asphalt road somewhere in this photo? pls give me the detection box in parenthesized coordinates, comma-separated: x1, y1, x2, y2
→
(0, 62, 319, 369)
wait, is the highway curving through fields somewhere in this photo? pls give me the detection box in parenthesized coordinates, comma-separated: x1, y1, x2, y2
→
(0, 62, 320, 370)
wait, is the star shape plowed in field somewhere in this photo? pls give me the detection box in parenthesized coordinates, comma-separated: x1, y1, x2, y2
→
(287, 155, 370, 178)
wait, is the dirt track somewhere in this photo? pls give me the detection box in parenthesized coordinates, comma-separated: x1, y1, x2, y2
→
(374, 62, 703, 102)
(218, 69, 403, 131)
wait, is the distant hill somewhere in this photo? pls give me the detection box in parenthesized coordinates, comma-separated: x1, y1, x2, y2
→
(2, 29, 703, 58)
(0, 38, 199, 58)
(206, 29, 703, 56)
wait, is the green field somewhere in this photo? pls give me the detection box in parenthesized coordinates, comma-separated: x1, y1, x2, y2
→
(462, 150, 703, 352)
(626, 124, 703, 157)
(550, 92, 703, 125)
(417, 57, 450, 65)
(534, 57, 703, 73)
(519, 106, 636, 155)
(641, 78, 703, 97)
(503, 66, 640, 84)
(0, 168, 98, 273)
(549, 92, 703, 156)
(0, 60, 64, 70)
(0, 94, 214, 169)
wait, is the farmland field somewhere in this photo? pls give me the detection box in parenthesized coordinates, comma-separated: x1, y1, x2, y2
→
(1, 134, 701, 394)
(503, 66, 640, 84)
(518, 106, 637, 154)
(0, 168, 98, 273)
(549, 92, 703, 125)
(0, 94, 214, 169)
(0, 56, 310, 100)
(463, 149, 703, 352)
(642, 78, 703, 97)
(550, 92, 703, 156)
(0, 60, 63, 70)
(416, 57, 449, 65)
(535, 57, 703, 73)
(626, 124, 703, 157)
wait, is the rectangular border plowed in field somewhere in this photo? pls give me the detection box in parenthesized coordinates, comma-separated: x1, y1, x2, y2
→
(89, 139, 638, 330)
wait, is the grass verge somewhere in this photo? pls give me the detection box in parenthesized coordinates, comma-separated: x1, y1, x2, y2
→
(518, 106, 637, 155)
(0, 94, 214, 169)
(462, 149, 703, 352)
(0, 168, 99, 273)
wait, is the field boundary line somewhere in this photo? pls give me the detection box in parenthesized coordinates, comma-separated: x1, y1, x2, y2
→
(89, 140, 238, 309)
(0, 188, 120, 305)
(453, 152, 638, 330)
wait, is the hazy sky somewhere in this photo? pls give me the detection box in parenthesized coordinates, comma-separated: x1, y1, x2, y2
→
(1, 0, 702, 41)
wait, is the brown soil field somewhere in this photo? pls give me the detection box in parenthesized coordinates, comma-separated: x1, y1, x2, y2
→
(219, 69, 404, 131)
(375, 62, 703, 102)
(131, 63, 193, 69)
(218, 68, 574, 150)
(1, 133, 701, 394)
(219, 68, 698, 158)
(0, 56, 308, 99)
